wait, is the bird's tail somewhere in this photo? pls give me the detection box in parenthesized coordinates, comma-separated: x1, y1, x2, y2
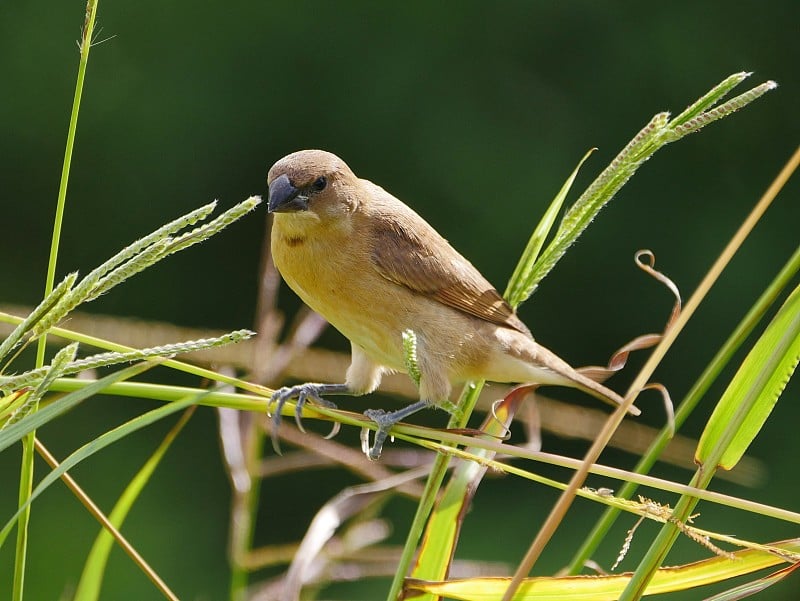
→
(571, 370, 640, 416)
(512, 334, 640, 416)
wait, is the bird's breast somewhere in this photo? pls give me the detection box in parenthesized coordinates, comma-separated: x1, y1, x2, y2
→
(271, 223, 408, 370)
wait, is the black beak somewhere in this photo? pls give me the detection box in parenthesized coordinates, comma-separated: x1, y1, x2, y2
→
(268, 174, 308, 213)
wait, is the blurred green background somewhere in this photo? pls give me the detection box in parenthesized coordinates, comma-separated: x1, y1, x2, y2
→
(1, 1, 798, 599)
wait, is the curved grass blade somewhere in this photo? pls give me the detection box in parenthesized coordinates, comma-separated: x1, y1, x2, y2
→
(696, 282, 800, 469)
(0, 387, 206, 548)
(410, 389, 527, 592)
(505, 149, 595, 307)
(0, 273, 77, 365)
(73, 407, 195, 601)
(1, 342, 78, 427)
(0, 361, 157, 453)
(702, 560, 800, 601)
(404, 539, 800, 601)
(566, 242, 800, 574)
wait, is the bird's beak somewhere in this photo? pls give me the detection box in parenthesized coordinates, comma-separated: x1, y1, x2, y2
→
(268, 174, 308, 213)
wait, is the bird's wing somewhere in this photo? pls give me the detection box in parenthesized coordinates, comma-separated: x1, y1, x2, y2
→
(369, 204, 530, 335)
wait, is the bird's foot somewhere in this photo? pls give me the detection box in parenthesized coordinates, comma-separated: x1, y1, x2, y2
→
(360, 400, 430, 460)
(269, 383, 348, 454)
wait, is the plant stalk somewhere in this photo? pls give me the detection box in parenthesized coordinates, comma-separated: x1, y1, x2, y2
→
(13, 2, 99, 598)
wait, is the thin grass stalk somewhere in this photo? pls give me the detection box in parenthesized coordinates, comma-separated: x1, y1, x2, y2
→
(0, 312, 270, 398)
(620, 147, 800, 601)
(501, 132, 794, 601)
(385, 441, 455, 601)
(385, 125, 593, 601)
(387, 341, 485, 600)
(36, 437, 180, 601)
(228, 419, 265, 600)
(618, 151, 800, 598)
(13, 2, 99, 598)
(0, 330, 254, 395)
(566, 241, 800, 574)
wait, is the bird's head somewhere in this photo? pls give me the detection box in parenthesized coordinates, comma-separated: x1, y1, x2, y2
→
(267, 150, 358, 223)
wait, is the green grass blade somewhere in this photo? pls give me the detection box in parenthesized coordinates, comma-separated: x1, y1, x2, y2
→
(15, 1, 100, 594)
(696, 282, 800, 469)
(504, 149, 595, 307)
(702, 561, 800, 601)
(404, 539, 800, 600)
(73, 408, 195, 601)
(525, 112, 667, 295)
(385, 386, 479, 601)
(0, 329, 254, 394)
(566, 243, 800, 574)
(2, 342, 78, 427)
(0, 273, 77, 365)
(0, 390, 204, 548)
(0, 362, 158, 453)
(410, 392, 525, 589)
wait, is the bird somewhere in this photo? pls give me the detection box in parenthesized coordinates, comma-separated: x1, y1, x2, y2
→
(266, 149, 637, 459)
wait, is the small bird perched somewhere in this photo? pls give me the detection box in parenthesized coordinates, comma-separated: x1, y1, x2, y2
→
(267, 150, 637, 459)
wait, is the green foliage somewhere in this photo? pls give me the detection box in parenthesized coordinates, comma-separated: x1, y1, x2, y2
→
(0, 388, 204, 548)
(697, 282, 800, 470)
(525, 74, 776, 301)
(73, 409, 194, 601)
(2, 2, 797, 600)
(1, 6, 260, 597)
(388, 73, 788, 601)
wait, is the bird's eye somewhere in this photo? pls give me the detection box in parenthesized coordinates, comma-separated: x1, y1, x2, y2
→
(311, 176, 327, 191)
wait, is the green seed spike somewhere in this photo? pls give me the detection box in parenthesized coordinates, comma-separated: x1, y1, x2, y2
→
(0, 273, 77, 364)
(671, 81, 778, 139)
(2, 343, 79, 427)
(670, 71, 751, 127)
(0, 330, 255, 395)
(85, 238, 172, 302)
(166, 196, 262, 256)
(402, 329, 421, 388)
(84, 201, 218, 283)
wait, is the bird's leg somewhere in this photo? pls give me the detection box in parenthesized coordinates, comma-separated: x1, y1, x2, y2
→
(362, 400, 431, 460)
(269, 383, 350, 454)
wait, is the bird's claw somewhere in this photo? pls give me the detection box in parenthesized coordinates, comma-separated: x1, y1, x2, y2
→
(361, 408, 394, 461)
(360, 400, 431, 460)
(269, 383, 340, 454)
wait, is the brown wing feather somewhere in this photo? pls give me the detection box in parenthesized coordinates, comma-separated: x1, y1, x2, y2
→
(368, 204, 530, 335)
